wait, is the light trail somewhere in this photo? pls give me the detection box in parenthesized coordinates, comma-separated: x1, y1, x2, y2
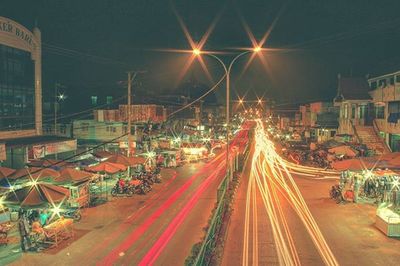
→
(98, 151, 228, 265)
(241, 119, 339, 266)
(135, 127, 250, 265)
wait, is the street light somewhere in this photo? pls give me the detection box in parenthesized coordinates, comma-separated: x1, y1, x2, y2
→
(193, 47, 262, 179)
(192, 48, 201, 56)
(253, 46, 261, 53)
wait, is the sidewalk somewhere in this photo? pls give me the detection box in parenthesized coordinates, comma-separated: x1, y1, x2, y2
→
(4, 168, 177, 266)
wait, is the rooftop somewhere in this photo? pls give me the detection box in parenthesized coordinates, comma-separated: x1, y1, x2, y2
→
(1, 135, 75, 148)
(336, 77, 372, 101)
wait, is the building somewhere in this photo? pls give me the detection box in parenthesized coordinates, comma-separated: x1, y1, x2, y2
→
(368, 70, 400, 151)
(72, 120, 141, 154)
(0, 17, 76, 168)
(334, 75, 389, 154)
(93, 104, 167, 124)
(334, 75, 373, 134)
(0, 16, 42, 138)
(299, 102, 339, 142)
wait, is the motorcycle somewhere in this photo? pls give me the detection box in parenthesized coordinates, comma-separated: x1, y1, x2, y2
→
(152, 168, 162, 183)
(60, 207, 82, 222)
(111, 183, 134, 197)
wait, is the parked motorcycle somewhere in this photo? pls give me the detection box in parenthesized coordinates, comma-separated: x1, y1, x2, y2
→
(60, 207, 82, 222)
(111, 183, 134, 197)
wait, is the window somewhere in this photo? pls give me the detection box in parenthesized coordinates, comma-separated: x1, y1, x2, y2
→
(343, 104, 348, 119)
(351, 104, 356, 119)
(379, 79, 387, 87)
(375, 106, 385, 119)
(91, 96, 97, 106)
(81, 123, 89, 131)
(370, 81, 377, 89)
(359, 105, 366, 119)
(106, 96, 113, 105)
(396, 75, 400, 83)
(0, 44, 35, 131)
(390, 77, 395, 85)
(330, 131, 336, 138)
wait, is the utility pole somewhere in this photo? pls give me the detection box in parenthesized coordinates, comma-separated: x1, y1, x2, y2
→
(126, 71, 146, 159)
(54, 83, 58, 136)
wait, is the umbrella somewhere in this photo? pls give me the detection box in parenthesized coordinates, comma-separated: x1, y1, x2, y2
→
(29, 159, 66, 167)
(93, 150, 114, 159)
(331, 159, 374, 171)
(5, 183, 70, 207)
(86, 162, 126, 174)
(0, 167, 16, 179)
(53, 168, 92, 183)
(105, 154, 145, 167)
(30, 168, 60, 180)
(328, 145, 358, 157)
(9, 167, 42, 180)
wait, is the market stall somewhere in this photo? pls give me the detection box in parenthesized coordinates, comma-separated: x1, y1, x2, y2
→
(53, 168, 92, 208)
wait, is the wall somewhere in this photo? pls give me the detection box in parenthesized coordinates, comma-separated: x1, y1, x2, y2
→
(73, 120, 130, 142)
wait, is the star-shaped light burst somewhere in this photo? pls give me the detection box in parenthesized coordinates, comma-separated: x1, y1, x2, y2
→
(167, 5, 225, 84)
(236, 4, 288, 77)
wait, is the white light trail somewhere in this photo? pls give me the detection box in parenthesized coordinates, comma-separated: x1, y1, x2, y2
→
(242, 119, 339, 266)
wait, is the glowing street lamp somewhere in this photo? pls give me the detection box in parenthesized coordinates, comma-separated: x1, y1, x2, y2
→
(253, 46, 261, 53)
(192, 46, 262, 179)
(192, 48, 201, 56)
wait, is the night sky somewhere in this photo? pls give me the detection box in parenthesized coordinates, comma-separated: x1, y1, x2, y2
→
(2, 0, 400, 109)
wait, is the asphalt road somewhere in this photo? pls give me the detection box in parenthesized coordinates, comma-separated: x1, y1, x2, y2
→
(222, 129, 400, 266)
(11, 130, 248, 266)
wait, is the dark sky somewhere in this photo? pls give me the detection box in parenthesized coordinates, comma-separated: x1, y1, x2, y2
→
(2, 0, 400, 107)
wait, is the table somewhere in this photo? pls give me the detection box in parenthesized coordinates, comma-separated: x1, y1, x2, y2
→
(43, 218, 74, 248)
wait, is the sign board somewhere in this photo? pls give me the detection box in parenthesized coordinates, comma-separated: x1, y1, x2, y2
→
(30, 140, 77, 159)
(0, 143, 6, 161)
(119, 141, 136, 149)
(0, 16, 36, 51)
(32, 145, 46, 159)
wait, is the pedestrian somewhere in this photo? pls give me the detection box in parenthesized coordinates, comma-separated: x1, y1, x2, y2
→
(39, 210, 49, 226)
(18, 211, 32, 252)
(353, 176, 360, 203)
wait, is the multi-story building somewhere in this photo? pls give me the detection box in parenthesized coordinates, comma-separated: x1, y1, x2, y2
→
(334, 75, 373, 134)
(334, 75, 390, 154)
(368, 70, 400, 151)
(0, 17, 76, 168)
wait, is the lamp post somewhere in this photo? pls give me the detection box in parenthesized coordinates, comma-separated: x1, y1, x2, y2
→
(193, 47, 261, 178)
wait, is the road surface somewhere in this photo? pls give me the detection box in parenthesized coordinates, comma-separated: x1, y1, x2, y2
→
(12, 128, 249, 266)
(222, 120, 400, 266)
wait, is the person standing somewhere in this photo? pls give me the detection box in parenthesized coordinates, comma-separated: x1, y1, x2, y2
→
(18, 212, 31, 252)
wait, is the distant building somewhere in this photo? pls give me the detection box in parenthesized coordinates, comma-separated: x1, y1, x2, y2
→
(93, 104, 166, 124)
(334, 75, 373, 134)
(0, 17, 76, 168)
(299, 102, 338, 142)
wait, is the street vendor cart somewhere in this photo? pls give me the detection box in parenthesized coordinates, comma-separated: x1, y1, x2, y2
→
(42, 218, 74, 248)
